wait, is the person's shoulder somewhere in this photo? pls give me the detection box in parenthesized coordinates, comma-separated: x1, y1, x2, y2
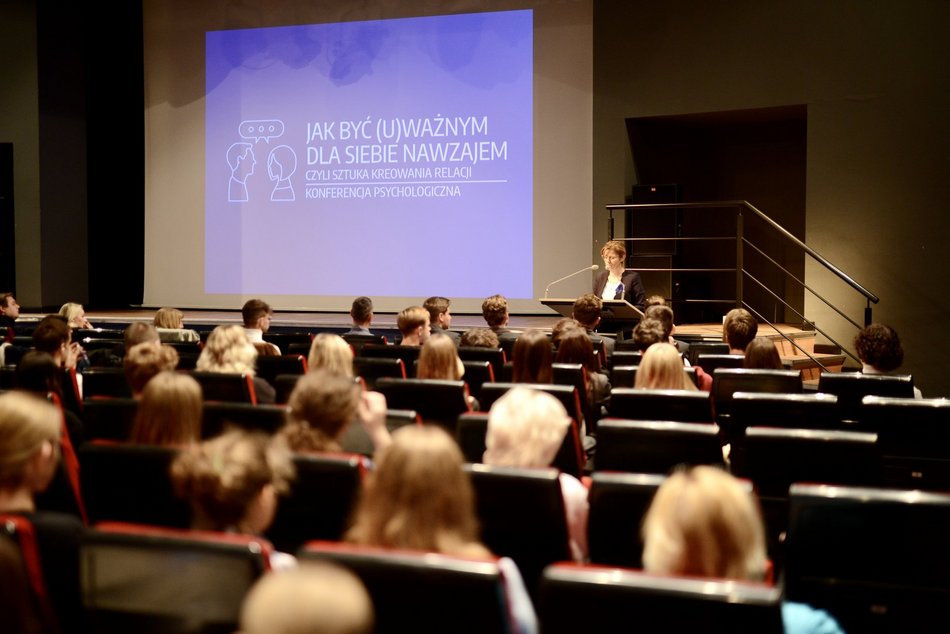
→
(781, 601, 845, 634)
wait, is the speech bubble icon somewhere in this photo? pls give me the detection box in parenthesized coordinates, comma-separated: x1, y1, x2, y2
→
(239, 119, 285, 143)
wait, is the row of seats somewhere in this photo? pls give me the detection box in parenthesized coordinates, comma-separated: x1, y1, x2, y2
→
(11, 479, 947, 633)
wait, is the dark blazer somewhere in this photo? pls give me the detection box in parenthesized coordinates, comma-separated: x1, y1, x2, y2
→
(593, 270, 647, 310)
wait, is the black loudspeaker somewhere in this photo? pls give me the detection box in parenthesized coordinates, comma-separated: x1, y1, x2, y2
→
(625, 184, 680, 257)
(0, 144, 14, 294)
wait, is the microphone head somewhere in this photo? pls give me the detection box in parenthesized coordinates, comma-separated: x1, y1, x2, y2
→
(591, 264, 600, 271)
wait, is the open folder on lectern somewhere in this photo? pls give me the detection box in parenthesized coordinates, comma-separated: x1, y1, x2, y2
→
(539, 298, 644, 323)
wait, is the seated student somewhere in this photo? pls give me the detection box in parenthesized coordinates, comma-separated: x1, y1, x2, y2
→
(396, 306, 431, 346)
(171, 429, 296, 568)
(58, 303, 92, 330)
(855, 323, 922, 398)
(555, 328, 610, 413)
(418, 334, 477, 409)
(481, 295, 520, 338)
(424, 296, 460, 344)
(635, 343, 699, 391)
(572, 294, 614, 364)
(129, 371, 203, 446)
(153, 307, 201, 343)
(642, 466, 843, 634)
(512, 330, 553, 384)
(460, 327, 500, 349)
(242, 299, 281, 355)
(723, 308, 758, 354)
(643, 303, 689, 356)
(124, 342, 180, 395)
(240, 562, 374, 634)
(744, 337, 783, 370)
(483, 387, 589, 563)
(345, 425, 537, 633)
(1, 292, 20, 344)
(32, 315, 82, 373)
(551, 318, 583, 348)
(346, 296, 375, 335)
(197, 325, 276, 404)
(635, 318, 712, 391)
(279, 370, 390, 456)
(307, 333, 354, 378)
(0, 392, 85, 633)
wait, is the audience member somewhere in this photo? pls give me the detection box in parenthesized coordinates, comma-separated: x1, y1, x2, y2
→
(14, 351, 83, 450)
(481, 295, 518, 337)
(551, 317, 583, 348)
(483, 387, 588, 562)
(417, 334, 465, 381)
(125, 322, 161, 350)
(129, 371, 202, 446)
(643, 304, 688, 355)
(635, 343, 697, 391)
(171, 429, 295, 567)
(307, 333, 354, 378)
(512, 329, 553, 384)
(644, 295, 666, 308)
(124, 342, 180, 395)
(572, 294, 613, 364)
(154, 307, 200, 343)
(396, 306, 431, 346)
(555, 328, 610, 411)
(642, 466, 843, 634)
(240, 562, 374, 634)
(723, 308, 758, 353)
(242, 299, 280, 354)
(197, 325, 276, 404)
(58, 303, 92, 330)
(593, 240, 646, 310)
(0, 292, 20, 344)
(0, 392, 85, 633)
(424, 296, 460, 344)
(459, 327, 499, 349)
(855, 322, 922, 398)
(632, 318, 668, 353)
(347, 297, 374, 335)
(32, 315, 81, 370)
(345, 425, 537, 632)
(743, 338, 783, 370)
(279, 370, 390, 455)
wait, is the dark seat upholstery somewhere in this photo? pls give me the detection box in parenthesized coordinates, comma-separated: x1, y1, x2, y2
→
(685, 341, 730, 366)
(201, 402, 288, 438)
(374, 378, 471, 430)
(253, 354, 307, 385)
(81, 522, 273, 634)
(460, 360, 494, 400)
(861, 395, 950, 489)
(272, 373, 300, 404)
(786, 483, 950, 633)
(359, 344, 421, 377)
(189, 371, 257, 404)
(353, 357, 406, 390)
(587, 472, 665, 567)
(817, 372, 916, 423)
(0, 513, 57, 628)
(81, 367, 133, 398)
(265, 452, 368, 554)
(711, 368, 803, 430)
(609, 350, 642, 370)
(608, 388, 713, 423)
(82, 397, 139, 441)
(262, 331, 312, 350)
(78, 441, 190, 528)
(299, 541, 516, 634)
(457, 346, 507, 377)
(340, 332, 387, 353)
(695, 353, 745, 374)
(456, 411, 584, 478)
(479, 383, 585, 434)
(595, 418, 724, 474)
(538, 564, 783, 634)
(466, 464, 572, 599)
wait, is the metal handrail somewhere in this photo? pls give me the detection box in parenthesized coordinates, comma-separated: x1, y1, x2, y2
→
(604, 200, 878, 364)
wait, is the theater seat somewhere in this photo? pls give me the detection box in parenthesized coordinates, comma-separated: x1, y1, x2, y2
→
(82, 397, 139, 442)
(81, 368, 133, 398)
(538, 564, 783, 634)
(359, 344, 421, 377)
(253, 354, 307, 385)
(0, 514, 57, 629)
(595, 418, 724, 474)
(457, 346, 507, 377)
(608, 388, 714, 423)
(189, 371, 257, 404)
(81, 522, 274, 634)
(817, 372, 916, 423)
(202, 402, 288, 438)
(374, 378, 471, 430)
(299, 540, 519, 634)
(353, 357, 406, 390)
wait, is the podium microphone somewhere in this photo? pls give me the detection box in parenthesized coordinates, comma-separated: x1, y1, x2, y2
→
(545, 265, 599, 298)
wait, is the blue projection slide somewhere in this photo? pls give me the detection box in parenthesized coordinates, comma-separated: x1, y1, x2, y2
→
(205, 10, 533, 298)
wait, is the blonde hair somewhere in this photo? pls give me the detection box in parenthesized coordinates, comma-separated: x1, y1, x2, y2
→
(197, 325, 258, 374)
(171, 429, 293, 532)
(58, 303, 85, 328)
(240, 563, 374, 634)
(154, 307, 184, 329)
(124, 342, 180, 394)
(0, 392, 60, 490)
(417, 334, 464, 381)
(346, 425, 488, 557)
(483, 387, 570, 468)
(307, 334, 354, 378)
(642, 466, 767, 581)
(397, 306, 429, 337)
(635, 343, 697, 391)
(130, 372, 202, 446)
(280, 370, 361, 453)
(600, 240, 627, 261)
